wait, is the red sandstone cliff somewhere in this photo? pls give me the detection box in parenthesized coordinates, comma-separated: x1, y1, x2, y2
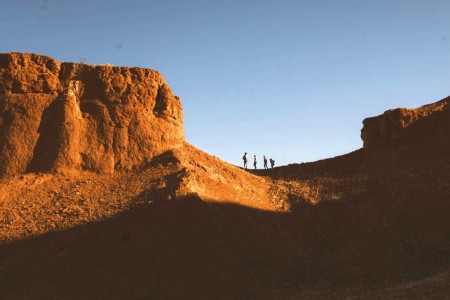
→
(361, 97, 450, 152)
(0, 53, 184, 177)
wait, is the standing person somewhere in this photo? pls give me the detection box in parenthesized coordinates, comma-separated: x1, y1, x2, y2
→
(263, 155, 268, 169)
(270, 158, 275, 168)
(253, 155, 257, 169)
(243, 152, 248, 169)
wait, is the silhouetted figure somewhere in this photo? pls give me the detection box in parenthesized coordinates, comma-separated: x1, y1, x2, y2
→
(253, 155, 257, 169)
(270, 158, 275, 168)
(243, 152, 248, 169)
(263, 155, 268, 169)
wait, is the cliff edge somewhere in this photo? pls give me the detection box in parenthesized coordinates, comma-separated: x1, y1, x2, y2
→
(361, 97, 450, 152)
(0, 53, 184, 177)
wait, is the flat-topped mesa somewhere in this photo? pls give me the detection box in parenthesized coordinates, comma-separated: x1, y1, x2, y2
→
(0, 52, 184, 177)
(361, 97, 450, 152)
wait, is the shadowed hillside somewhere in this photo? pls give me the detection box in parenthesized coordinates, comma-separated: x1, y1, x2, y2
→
(2, 144, 449, 299)
(1, 53, 450, 299)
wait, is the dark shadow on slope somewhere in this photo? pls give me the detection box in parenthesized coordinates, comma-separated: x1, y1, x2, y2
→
(253, 149, 366, 180)
(144, 149, 181, 169)
(2, 187, 450, 299)
(290, 149, 450, 290)
(0, 195, 294, 300)
(2, 150, 450, 299)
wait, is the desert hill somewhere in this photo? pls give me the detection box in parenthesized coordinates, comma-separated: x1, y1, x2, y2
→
(1, 53, 450, 299)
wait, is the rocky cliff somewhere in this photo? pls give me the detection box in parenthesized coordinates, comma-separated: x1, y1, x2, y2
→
(361, 97, 450, 151)
(0, 53, 184, 177)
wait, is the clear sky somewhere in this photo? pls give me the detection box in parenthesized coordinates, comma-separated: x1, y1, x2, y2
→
(2, 0, 450, 167)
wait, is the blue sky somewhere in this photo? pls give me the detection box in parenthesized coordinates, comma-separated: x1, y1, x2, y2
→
(1, 0, 450, 166)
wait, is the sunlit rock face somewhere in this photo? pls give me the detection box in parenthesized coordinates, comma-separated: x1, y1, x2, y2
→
(0, 52, 184, 177)
(361, 97, 450, 152)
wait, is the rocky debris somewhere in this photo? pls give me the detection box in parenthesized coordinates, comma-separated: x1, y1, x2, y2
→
(0, 142, 281, 241)
(361, 97, 450, 151)
(0, 52, 184, 177)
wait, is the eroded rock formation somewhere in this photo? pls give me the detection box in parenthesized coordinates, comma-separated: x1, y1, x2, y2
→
(361, 97, 450, 151)
(0, 53, 184, 177)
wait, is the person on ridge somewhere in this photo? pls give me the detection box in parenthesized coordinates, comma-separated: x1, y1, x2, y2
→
(243, 152, 248, 169)
(270, 158, 275, 168)
(253, 155, 257, 170)
(263, 155, 268, 169)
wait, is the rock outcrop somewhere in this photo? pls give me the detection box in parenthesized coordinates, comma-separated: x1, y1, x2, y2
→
(361, 97, 450, 151)
(0, 53, 184, 177)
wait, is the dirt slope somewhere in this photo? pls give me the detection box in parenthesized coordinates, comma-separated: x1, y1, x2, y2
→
(0, 142, 280, 242)
(0, 142, 292, 299)
(2, 138, 449, 299)
(1, 53, 450, 299)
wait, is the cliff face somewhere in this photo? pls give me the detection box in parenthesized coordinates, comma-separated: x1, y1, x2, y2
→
(0, 53, 184, 177)
(361, 97, 450, 151)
